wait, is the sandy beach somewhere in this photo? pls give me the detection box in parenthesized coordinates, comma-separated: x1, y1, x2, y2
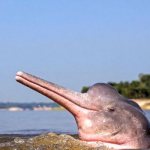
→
(133, 99, 150, 110)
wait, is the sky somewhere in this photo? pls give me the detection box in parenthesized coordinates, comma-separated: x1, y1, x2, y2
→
(0, 0, 150, 102)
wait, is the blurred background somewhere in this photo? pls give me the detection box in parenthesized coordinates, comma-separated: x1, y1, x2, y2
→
(0, 0, 150, 138)
(0, 0, 150, 103)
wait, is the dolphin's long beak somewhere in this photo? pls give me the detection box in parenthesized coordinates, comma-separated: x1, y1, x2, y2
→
(15, 71, 92, 116)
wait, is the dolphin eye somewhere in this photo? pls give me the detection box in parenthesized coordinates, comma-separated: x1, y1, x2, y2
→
(107, 107, 115, 112)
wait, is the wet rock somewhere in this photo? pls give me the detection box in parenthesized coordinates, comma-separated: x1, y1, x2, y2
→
(0, 133, 112, 150)
(14, 138, 25, 144)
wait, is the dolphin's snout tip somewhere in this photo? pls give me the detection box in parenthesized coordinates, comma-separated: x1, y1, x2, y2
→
(15, 75, 21, 81)
(16, 71, 24, 76)
(15, 71, 24, 81)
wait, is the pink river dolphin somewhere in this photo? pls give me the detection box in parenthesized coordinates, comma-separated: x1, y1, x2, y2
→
(15, 71, 150, 149)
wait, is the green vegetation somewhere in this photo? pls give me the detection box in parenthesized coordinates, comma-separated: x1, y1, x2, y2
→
(81, 74, 150, 99)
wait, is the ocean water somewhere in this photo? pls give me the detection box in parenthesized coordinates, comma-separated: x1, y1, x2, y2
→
(0, 110, 77, 135)
(0, 110, 150, 135)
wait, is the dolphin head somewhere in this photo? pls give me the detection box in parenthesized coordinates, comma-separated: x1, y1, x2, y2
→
(15, 71, 150, 148)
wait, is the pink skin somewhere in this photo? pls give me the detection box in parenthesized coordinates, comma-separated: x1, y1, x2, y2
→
(16, 71, 150, 149)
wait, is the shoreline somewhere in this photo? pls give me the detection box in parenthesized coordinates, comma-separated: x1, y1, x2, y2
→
(0, 99, 150, 111)
(133, 99, 150, 110)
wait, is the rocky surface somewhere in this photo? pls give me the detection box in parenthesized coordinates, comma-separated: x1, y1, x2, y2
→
(0, 133, 111, 150)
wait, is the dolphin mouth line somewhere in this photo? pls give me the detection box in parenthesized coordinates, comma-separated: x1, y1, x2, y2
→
(109, 127, 122, 137)
(15, 72, 98, 113)
(96, 128, 123, 145)
(98, 128, 124, 145)
(80, 127, 123, 144)
(95, 127, 122, 139)
(98, 128, 121, 137)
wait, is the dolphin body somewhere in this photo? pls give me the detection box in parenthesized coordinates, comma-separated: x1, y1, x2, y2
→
(16, 71, 150, 149)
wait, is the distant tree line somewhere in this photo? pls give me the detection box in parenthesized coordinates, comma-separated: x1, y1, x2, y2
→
(81, 74, 150, 99)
